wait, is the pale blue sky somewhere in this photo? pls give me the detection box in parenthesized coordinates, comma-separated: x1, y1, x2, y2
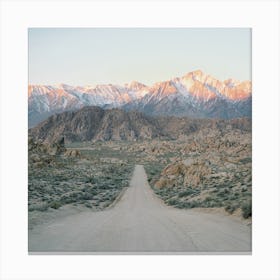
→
(29, 28, 251, 86)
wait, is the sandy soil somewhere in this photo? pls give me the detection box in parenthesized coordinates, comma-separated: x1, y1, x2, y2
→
(29, 165, 251, 253)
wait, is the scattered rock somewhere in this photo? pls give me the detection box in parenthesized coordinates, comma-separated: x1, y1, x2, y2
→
(64, 149, 81, 158)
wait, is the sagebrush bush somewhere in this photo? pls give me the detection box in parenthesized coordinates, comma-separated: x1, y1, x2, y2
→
(225, 204, 237, 214)
(28, 202, 48, 212)
(178, 189, 194, 197)
(49, 201, 62, 209)
(167, 198, 178, 206)
(241, 201, 252, 219)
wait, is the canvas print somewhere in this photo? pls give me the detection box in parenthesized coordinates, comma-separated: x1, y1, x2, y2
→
(28, 28, 252, 253)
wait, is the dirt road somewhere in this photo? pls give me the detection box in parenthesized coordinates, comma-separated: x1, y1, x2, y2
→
(29, 165, 251, 253)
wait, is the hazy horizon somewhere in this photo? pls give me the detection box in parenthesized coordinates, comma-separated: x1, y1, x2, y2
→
(29, 28, 251, 86)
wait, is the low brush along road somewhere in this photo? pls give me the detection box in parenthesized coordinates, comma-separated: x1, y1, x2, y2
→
(29, 165, 251, 253)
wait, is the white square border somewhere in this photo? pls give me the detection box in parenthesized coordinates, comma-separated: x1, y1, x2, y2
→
(0, 1, 279, 280)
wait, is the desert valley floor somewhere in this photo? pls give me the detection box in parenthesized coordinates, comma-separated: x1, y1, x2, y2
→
(28, 124, 252, 253)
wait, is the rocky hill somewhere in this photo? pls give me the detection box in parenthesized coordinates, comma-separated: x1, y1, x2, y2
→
(29, 106, 251, 143)
(29, 106, 162, 142)
(145, 128, 252, 219)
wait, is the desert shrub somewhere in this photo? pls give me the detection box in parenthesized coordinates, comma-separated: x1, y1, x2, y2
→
(189, 201, 199, 208)
(176, 202, 185, 209)
(213, 200, 224, 207)
(99, 195, 108, 202)
(178, 189, 194, 197)
(183, 201, 199, 209)
(49, 200, 62, 209)
(241, 201, 252, 218)
(28, 202, 49, 212)
(217, 187, 232, 198)
(110, 193, 118, 201)
(145, 164, 164, 182)
(153, 189, 162, 195)
(240, 157, 251, 164)
(202, 197, 218, 208)
(102, 200, 113, 208)
(234, 192, 240, 197)
(88, 187, 98, 195)
(60, 195, 73, 204)
(217, 190, 226, 197)
(204, 196, 212, 202)
(149, 170, 157, 176)
(174, 200, 199, 209)
(80, 192, 93, 200)
(95, 183, 106, 190)
(84, 202, 92, 208)
(225, 204, 237, 214)
(167, 198, 178, 206)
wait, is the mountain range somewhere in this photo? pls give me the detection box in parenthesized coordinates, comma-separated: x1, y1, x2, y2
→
(28, 70, 252, 127)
